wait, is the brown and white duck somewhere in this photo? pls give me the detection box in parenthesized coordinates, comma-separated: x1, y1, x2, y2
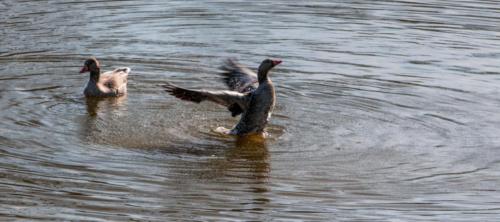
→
(163, 58, 282, 136)
(79, 57, 130, 97)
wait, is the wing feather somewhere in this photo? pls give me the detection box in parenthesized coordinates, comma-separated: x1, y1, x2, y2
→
(100, 67, 130, 90)
(162, 83, 250, 113)
(220, 59, 258, 93)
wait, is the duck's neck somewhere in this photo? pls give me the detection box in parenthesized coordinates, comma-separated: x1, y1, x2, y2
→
(89, 68, 100, 83)
(258, 68, 270, 83)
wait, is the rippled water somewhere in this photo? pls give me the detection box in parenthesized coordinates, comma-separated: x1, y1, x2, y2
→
(1, 0, 500, 221)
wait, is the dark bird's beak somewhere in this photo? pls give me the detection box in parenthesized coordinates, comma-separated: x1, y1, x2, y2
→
(272, 60, 282, 66)
(79, 66, 89, 73)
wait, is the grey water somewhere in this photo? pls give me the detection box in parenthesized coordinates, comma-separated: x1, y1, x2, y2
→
(1, 0, 500, 221)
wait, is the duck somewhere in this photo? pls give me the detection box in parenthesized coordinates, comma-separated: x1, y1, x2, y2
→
(163, 58, 282, 136)
(79, 57, 130, 97)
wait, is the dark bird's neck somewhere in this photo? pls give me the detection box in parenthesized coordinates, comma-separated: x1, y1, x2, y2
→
(258, 68, 270, 83)
(89, 68, 100, 83)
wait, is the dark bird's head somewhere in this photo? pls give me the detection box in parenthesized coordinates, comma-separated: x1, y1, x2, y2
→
(258, 59, 282, 81)
(80, 57, 100, 74)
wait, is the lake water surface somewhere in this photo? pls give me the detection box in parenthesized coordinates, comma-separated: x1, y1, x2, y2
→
(1, 0, 500, 221)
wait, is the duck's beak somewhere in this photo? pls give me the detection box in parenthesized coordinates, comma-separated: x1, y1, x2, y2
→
(79, 66, 89, 73)
(272, 60, 282, 66)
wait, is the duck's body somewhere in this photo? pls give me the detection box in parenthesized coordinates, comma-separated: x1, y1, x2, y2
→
(232, 77, 275, 134)
(163, 58, 281, 135)
(80, 58, 130, 97)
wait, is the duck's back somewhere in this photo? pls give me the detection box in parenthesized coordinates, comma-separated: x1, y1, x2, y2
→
(100, 68, 129, 91)
(85, 67, 130, 97)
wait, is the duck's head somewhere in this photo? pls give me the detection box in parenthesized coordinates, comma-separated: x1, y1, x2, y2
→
(258, 58, 282, 77)
(80, 57, 100, 73)
(258, 59, 282, 72)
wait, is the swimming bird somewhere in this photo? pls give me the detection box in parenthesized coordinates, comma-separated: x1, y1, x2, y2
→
(163, 58, 282, 136)
(79, 57, 130, 97)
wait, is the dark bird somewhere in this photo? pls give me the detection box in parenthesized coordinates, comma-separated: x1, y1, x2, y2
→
(163, 58, 282, 136)
(79, 57, 130, 97)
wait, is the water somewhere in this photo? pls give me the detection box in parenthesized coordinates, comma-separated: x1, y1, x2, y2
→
(1, 0, 500, 221)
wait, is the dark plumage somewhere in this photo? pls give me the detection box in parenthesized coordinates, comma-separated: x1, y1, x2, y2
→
(220, 59, 258, 93)
(163, 58, 282, 135)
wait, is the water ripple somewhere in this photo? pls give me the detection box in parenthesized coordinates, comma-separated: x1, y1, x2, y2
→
(1, 0, 500, 221)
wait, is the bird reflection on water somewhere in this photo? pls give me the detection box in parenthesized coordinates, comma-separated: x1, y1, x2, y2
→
(232, 133, 270, 180)
(85, 96, 127, 117)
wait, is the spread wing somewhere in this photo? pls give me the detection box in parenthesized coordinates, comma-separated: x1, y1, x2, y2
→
(162, 83, 251, 116)
(220, 59, 258, 93)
